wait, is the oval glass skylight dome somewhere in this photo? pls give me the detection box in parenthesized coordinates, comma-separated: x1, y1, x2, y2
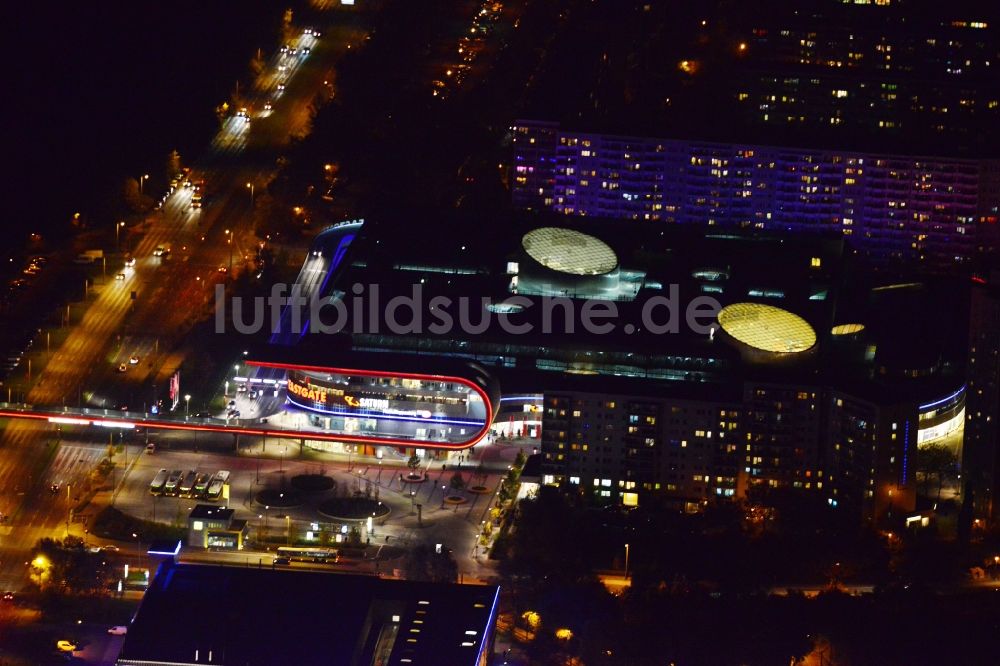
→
(831, 323, 865, 336)
(718, 303, 816, 353)
(522, 227, 618, 276)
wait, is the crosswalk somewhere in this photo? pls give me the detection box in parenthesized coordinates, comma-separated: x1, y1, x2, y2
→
(0, 439, 111, 591)
(43, 443, 110, 497)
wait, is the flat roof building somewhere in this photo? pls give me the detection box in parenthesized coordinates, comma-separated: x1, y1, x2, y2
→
(511, 120, 996, 271)
(117, 563, 499, 666)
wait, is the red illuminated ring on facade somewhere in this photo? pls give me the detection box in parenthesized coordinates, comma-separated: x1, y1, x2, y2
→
(0, 365, 495, 451)
(0, 404, 492, 451)
(245, 361, 496, 450)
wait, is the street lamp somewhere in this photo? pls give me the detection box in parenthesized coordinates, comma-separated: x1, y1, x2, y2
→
(139, 174, 149, 195)
(184, 394, 191, 417)
(624, 543, 630, 579)
(246, 182, 254, 205)
(132, 532, 140, 563)
(115, 221, 125, 250)
(225, 229, 233, 272)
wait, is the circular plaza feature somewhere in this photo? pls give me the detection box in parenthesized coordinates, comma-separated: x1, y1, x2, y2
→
(521, 227, 618, 276)
(254, 489, 303, 508)
(717, 303, 816, 354)
(290, 474, 336, 493)
(318, 497, 391, 521)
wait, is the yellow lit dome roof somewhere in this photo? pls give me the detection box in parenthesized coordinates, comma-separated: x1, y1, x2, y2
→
(522, 227, 618, 276)
(718, 302, 816, 353)
(831, 323, 865, 336)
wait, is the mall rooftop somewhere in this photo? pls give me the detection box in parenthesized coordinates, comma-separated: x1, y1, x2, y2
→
(116, 563, 499, 666)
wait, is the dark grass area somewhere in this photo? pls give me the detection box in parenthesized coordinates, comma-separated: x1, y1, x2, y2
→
(90, 506, 185, 544)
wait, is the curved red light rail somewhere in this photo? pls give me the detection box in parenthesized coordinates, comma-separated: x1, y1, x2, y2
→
(0, 364, 495, 451)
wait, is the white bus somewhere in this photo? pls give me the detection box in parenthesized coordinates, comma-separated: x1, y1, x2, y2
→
(275, 547, 338, 564)
(163, 469, 184, 495)
(205, 478, 224, 501)
(178, 471, 198, 497)
(149, 469, 169, 495)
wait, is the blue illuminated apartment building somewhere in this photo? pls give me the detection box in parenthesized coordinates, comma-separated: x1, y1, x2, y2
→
(511, 120, 1000, 269)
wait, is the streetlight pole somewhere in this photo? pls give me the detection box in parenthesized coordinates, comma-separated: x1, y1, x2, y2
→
(139, 174, 149, 195)
(65, 484, 72, 537)
(246, 182, 254, 205)
(225, 229, 233, 273)
(184, 394, 191, 418)
(624, 543, 630, 579)
(263, 505, 270, 548)
(115, 221, 125, 250)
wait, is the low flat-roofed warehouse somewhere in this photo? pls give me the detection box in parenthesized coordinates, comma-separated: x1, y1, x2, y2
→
(117, 563, 499, 666)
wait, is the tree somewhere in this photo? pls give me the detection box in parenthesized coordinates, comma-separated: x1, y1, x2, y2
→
(449, 471, 466, 493)
(500, 487, 597, 584)
(281, 8, 294, 43)
(514, 449, 527, 470)
(915, 443, 958, 499)
(407, 453, 421, 472)
(30, 538, 112, 595)
(402, 543, 457, 583)
(506, 466, 520, 486)
(250, 48, 266, 77)
(165, 149, 182, 181)
(123, 177, 150, 213)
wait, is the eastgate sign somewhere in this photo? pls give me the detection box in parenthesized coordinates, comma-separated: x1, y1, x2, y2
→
(288, 380, 343, 405)
(287, 377, 344, 406)
(287, 377, 390, 413)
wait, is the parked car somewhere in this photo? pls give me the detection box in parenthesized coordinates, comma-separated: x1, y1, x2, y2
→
(56, 640, 77, 653)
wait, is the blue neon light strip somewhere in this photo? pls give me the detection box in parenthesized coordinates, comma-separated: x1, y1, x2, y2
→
(902, 420, 910, 486)
(297, 233, 355, 342)
(286, 397, 485, 427)
(148, 540, 182, 557)
(475, 586, 502, 666)
(918, 384, 966, 411)
(500, 395, 544, 402)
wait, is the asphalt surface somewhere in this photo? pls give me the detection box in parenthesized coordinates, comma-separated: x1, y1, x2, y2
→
(0, 17, 364, 595)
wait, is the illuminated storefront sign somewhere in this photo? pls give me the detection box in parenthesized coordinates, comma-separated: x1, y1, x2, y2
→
(0, 361, 498, 452)
(288, 379, 336, 404)
(344, 395, 390, 411)
(288, 377, 396, 414)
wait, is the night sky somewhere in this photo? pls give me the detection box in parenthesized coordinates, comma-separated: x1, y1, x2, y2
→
(2, 1, 282, 244)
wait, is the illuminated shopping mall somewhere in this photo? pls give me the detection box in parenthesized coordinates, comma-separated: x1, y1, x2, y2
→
(224, 213, 969, 524)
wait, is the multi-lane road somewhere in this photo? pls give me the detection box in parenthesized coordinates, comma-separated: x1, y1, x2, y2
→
(0, 17, 366, 592)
